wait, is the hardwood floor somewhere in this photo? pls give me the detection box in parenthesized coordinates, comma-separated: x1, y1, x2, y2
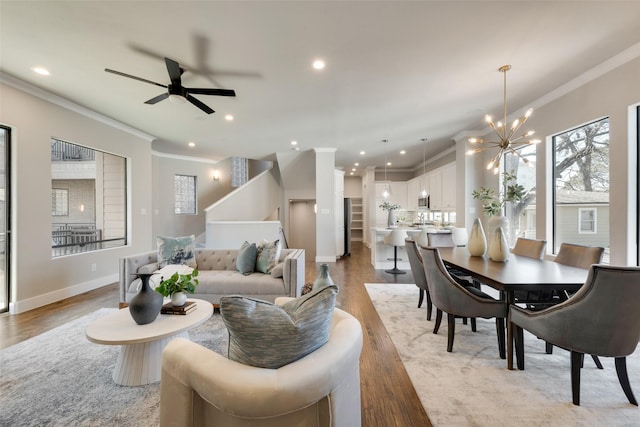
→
(0, 242, 432, 426)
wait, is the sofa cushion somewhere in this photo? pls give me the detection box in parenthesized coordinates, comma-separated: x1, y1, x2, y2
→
(236, 241, 257, 275)
(157, 235, 197, 268)
(256, 239, 281, 274)
(220, 284, 338, 369)
(270, 262, 284, 278)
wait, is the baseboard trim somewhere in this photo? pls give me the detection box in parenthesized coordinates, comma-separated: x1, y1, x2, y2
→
(9, 274, 118, 314)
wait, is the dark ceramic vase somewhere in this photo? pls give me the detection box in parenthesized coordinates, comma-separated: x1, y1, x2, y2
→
(128, 273, 163, 325)
(313, 263, 335, 291)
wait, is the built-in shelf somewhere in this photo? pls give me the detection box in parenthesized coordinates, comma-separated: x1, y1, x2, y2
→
(350, 198, 363, 242)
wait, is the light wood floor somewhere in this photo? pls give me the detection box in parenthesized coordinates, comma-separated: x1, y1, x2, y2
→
(0, 242, 432, 427)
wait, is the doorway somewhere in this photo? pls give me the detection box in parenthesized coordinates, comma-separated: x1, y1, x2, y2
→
(289, 200, 316, 261)
(0, 126, 11, 313)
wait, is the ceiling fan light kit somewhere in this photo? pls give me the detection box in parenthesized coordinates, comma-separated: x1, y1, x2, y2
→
(467, 65, 541, 174)
(105, 57, 236, 115)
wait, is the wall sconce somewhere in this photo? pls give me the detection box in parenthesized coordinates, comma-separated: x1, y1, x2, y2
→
(212, 170, 220, 181)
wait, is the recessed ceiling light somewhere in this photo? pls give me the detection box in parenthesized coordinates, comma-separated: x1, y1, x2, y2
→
(32, 66, 50, 76)
(387, 162, 392, 166)
(350, 172, 354, 176)
(360, 151, 366, 155)
(188, 142, 196, 147)
(400, 150, 406, 155)
(354, 162, 359, 166)
(224, 114, 234, 121)
(291, 140, 298, 146)
(352, 168, 356, 172)
(312, 59, 325, 70)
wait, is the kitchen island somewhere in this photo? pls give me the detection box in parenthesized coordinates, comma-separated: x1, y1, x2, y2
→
(370, 227, 452, 270)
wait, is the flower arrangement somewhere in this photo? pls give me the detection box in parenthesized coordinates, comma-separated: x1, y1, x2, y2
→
(379, 201, 401, 211)
(472, 171, 525, 217)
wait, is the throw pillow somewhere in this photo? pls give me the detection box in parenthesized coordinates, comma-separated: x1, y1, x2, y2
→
(157, 235, 197, 268)
(236, 241, 257, 275)
(255, 239, 281, 274)
(270, 262, 284, 278)
(220, 284, 338, 369)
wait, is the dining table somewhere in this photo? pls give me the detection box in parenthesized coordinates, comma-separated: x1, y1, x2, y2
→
(436, 246, 590, 369)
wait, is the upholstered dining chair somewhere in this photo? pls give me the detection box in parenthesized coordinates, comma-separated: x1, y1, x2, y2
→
(511, 237, 547, 260)
(427, 232, 455, 247)
(420, 246, 508, 358)
(510, 264, 640, 406)
(405, 238, 432, 320)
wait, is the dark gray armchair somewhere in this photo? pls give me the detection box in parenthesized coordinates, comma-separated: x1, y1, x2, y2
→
(420, 246, 508, 358)
(405, 238, 432, 320)
(510, 264, 640, 406)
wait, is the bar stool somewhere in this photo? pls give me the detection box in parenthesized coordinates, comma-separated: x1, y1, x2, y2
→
(383, 229, 407, 274)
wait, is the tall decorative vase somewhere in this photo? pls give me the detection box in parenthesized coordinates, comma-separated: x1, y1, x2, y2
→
(313, 263, 335, 291)
(467, 218, 487, 256)
(488, 226, 510, 262)
(128, 273, 163, 325)
(387, 209, 397, 228)
(487, 215, 509, 247)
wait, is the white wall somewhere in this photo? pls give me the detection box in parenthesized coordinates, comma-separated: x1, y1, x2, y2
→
(0, 81, 153, 312)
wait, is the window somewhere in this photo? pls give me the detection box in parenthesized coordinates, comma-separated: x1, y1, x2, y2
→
(552, 118, 609, 260)
(174, 175, 197, 214)
(504, 144, 536, 245)
(578, 208, 597, 234)
(231, 157, 248, 188)
(51, 138, 127, 257)
(51, 188, 69, 216)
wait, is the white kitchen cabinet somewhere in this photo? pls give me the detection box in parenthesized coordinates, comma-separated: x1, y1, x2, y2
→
(440, 162, 456, 209)
(406, 176, 421, 211)
(428, 170, 443, 210)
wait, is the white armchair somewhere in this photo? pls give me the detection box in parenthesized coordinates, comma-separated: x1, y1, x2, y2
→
(160, 301, 363, 427)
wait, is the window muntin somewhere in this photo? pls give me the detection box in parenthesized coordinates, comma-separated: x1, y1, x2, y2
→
(552, 117, 609, 261)
(174, 175, 197, 214)
(578, 208, 597, 234)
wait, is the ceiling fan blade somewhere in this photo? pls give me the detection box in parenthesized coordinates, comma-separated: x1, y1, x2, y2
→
(186, 87, 236, 97)
(105, 68, 167, 89)
(186, 94, 214, 114)
(145, 93, 169, 104)
(165, 57, 182, 87)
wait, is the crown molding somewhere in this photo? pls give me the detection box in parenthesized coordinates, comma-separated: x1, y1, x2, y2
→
(152, 150, 219, 164)
(0, 72, 156, 142)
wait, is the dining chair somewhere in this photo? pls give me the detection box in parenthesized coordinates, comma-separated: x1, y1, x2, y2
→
(510, 264, 640, 406)
(427, 233, 455, 247)
(405, 238, 432, 320)
(420, 246, 507, 358)
(511, 238, 547, 306)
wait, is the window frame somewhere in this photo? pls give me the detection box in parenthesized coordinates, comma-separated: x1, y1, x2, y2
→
(578, 207, 597, 234)
(51, 188, 69, 216)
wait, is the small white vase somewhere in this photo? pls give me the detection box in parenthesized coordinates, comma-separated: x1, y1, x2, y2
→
(489, 226, 510, 262)
(467, 218, 487, 256)
(387, 210, 397, 228)
(171, 291, 187, 307)
(487, 215, 509, 246)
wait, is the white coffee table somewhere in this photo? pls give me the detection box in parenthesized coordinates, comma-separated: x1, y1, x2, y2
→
(85, 298, 213, 386)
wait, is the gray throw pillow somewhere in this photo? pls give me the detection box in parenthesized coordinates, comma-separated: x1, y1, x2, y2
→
(270, 262, 284, 278)
(256, 239, 281, 274)
(236, 241, 257, 275)
(157, 235, 197, 268)
(220, 285, 338, 369)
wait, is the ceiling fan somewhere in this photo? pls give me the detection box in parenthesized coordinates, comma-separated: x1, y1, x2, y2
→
(105, 57, 236, 114)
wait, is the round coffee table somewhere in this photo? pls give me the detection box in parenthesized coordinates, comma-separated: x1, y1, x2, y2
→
(85, 299, 213, 386)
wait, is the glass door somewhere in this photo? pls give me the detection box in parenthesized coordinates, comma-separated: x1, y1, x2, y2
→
(0, 126, 10, 312)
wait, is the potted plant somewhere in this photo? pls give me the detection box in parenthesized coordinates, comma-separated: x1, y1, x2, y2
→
(157, 268, 199, 306)
(379, 201, 401, 228)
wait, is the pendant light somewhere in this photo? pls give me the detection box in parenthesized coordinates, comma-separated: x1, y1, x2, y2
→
(382, 139, 390, 199)
(419, 137, 428, 198)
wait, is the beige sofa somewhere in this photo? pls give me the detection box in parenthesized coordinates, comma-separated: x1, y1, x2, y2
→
(160, 300, 363, 427)
(119, 248, 305, 305)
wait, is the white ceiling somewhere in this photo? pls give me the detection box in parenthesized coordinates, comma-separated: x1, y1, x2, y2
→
(2, 1, 640, 174)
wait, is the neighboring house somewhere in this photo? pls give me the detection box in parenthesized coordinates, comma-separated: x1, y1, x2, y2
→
(555, 189, 610, 249)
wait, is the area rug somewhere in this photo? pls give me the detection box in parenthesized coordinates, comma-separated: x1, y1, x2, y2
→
(0, 308, 228, 426)
(365, 283, 640, 427)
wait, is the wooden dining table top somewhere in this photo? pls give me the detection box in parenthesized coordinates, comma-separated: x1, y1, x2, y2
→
(436, 246, 590, 293)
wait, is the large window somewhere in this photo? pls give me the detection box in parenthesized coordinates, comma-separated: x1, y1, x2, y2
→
(552, 117, 609, 261)
(174, 175, 197, 214)
(51, 138, 127, 257)
(504, 144, 537, 245)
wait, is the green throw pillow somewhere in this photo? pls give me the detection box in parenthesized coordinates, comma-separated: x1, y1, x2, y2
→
(256, 239, 281, 274)
(220, 284, 338, 369)
(157, 235, 197, 268)
(236, 241, 257, 275)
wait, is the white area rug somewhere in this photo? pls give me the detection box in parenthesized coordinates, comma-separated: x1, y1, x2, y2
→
(365, 283, 640, 427)
(0, 308, 228, 426)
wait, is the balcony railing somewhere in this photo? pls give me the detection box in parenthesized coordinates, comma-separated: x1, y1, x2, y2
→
(51, 223, 124, 257)
(51, 140, 95, 161)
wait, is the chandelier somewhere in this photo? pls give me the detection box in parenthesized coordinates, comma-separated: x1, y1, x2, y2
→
(467, 65, 541, 174)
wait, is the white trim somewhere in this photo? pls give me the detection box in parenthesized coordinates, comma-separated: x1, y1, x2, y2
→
(578, 207, 597, 234)
(0, 72, 156, 142)
(315, 255, 337, 263)
(9, 274, 118, 314)
(152, 150, 219, 164)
